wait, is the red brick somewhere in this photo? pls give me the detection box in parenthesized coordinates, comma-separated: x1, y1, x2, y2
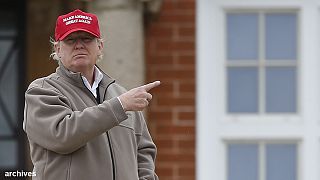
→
(177, 139, 195, 150)
(149, 110, 173, 121)
(156, 96, 195, 107)
(154, 41, 195, 52)
(146, 23, 175, 32)
(157, 125, 195, 135)
(177, 55, 195, 65)
(176, 177, 195, 180)
(178, 82, 195, 93)
(155, 139, 175, 149)
(147, 55, 175, 65)
(154, 68, 194, 80)
(158, 12, 195, 24)
(178, 166, 195, 176)
(161, 1, 195, 12)
(157, 152, 195, 163)
(148, 25, 174, 38)
(177, 111, 195, 121)
(156, 166, 174, 177)
(177, 26, 195, 38)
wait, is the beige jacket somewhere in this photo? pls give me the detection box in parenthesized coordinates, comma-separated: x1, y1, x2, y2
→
(23, 63, 158, 180)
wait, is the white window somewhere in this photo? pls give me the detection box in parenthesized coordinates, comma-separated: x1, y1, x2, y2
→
(226, 11, 298, 113)
(227, 142, 298, 180)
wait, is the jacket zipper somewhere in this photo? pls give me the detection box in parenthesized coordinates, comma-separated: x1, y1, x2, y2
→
(80, 78, 117, 180)
(103, 80, 116, 180)
(107, 131, 116, 180)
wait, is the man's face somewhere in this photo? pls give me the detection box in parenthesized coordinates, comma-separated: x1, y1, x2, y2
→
(55, 31, 103, 73)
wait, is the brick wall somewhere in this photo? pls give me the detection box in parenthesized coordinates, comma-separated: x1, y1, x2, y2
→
(145, 0, 196, 180)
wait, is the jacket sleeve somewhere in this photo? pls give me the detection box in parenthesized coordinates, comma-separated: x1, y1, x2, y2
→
(137, 113, 159, 180)
(23, 83, 128, 155)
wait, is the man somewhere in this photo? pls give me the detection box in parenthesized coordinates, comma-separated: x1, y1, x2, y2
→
(23, 9, 160, 180)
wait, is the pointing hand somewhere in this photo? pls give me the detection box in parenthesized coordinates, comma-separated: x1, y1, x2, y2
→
(118, 81, 161, 111)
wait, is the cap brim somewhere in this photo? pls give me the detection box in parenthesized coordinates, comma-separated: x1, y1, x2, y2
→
(59, 28, 100, 41)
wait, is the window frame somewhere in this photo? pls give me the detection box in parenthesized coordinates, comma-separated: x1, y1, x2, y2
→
(224, 140, 301, 180)
(225, 9, 301, 115)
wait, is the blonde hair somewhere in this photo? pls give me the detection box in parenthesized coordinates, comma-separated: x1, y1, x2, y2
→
(49, 37, 104, 62)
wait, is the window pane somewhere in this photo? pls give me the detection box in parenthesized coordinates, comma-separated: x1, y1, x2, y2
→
(0, 41, 13, 64)
(0, 46, 18, 124)
(266, 67, 296, 112)
(0, 141, 17, 168)
(0, 110, 13, 136)
(265, 13, 297, 60)
(0, 11, 16, 36)
(266, 144, 297, 180)
(0, 40, 18, 135)
(228, 67, 258, 113)
(227, 13, 258, 60)
(228, 144, 258, 180)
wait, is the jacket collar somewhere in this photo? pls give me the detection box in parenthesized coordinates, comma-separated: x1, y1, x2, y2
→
(56, 60, 115, 89)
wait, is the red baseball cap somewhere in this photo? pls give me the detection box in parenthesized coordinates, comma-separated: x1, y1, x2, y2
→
(55, 9, 101, 41)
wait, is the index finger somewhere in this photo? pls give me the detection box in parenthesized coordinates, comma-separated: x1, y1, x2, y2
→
(141, 81, 161, 91)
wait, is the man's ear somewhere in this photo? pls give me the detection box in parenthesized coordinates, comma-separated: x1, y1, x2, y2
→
(98, 41, 104, 54)
(54, 42, 61, 56)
